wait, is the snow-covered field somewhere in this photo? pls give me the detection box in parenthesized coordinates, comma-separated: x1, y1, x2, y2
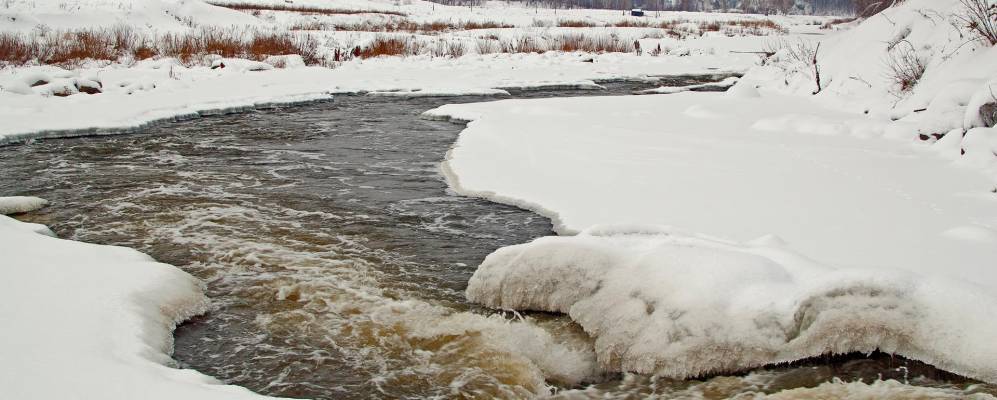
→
(426, 0, 997, 386)
(0, 0, 827, 143)
(3, 0, 997, 398)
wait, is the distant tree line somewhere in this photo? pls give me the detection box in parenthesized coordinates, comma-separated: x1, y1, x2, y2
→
(426, 0, 897, 15)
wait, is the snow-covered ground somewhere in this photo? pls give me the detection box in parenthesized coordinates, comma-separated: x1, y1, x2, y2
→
(426, 0, 997, 386)
(0, 199, 276, 399)
(0, 0, 827, 144)
(5, 0, 997, 397)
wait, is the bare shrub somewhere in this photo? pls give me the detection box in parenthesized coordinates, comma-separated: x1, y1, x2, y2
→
(0, 32, 33, 65)
(557, 34, 632, 53)
(298, 19, 512, 33)
(507, 36, 545, 53)
(957, 0, 997, 46)
(46, 30, 117, 65)
(357, 37, 414, 58)
(558, 19, 598, 28)
(432, 41, 465, 57)
(288, 21, 329, 31)
(158, 31, 201, 63)
(885, 40, 926, 93)
(699, 21, 721, 32)
(132, 40, 159, 60)
(475, 38, 500, 54)
(765, 39, 823, 94)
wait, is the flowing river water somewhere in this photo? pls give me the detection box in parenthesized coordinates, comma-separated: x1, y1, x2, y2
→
(2, 78, 996, 399)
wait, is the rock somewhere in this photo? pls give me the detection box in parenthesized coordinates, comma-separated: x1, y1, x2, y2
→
(75, 78, 102, 94)
(981, 102, 997, 128)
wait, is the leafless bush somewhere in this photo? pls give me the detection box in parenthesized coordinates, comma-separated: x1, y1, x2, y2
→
(356, 37, 415, 58)
(475, 38, 500, 54)
(765, 39, 823, 94)
(557, 19, 597, 28)
(956, 0, 997, 45)
(885, 40, 926, 93)
(0, 32, 34, 64)
(432, 40, 465, 57)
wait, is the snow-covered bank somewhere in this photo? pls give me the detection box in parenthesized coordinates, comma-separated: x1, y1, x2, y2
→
(467, 226, 997, 383)
(0, 51, 756, 144)
(428, 91, 997, 280)
(429, 40, 997, 382)
(0, 0, 822, 144)
(0, 202, 276, 399)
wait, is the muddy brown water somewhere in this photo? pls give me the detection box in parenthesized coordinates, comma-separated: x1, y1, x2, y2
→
(2, 77, 995, 399)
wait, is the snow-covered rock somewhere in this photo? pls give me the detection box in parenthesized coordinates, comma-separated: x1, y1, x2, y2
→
(0, 196, 48, 214)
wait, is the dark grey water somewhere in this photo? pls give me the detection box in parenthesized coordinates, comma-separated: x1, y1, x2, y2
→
(2, 77, 994, 400)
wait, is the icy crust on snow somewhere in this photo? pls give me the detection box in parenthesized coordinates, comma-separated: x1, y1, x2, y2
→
(466, 225, 997, 383)
(0, 196, 47, 214)
(0, 212, 274, 399)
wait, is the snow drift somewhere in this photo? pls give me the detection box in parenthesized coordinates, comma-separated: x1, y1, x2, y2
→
(467, 225, 997, 383)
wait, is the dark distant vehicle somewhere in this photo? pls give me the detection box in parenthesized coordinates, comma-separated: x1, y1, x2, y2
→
(630, 8, 644, 16)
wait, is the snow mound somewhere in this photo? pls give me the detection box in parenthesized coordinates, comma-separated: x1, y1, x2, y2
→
(467, 226, 997, 383)
(0, 196, 48, 214)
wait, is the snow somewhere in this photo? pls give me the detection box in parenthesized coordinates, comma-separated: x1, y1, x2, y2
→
(0, 202, 275, 399)
(0, 51, 758, 144)
(636, 76, 739, 94)
(0, 196, 47, 214)
(5, 0, 997, 394)
(466, 225, 997, 382)
(428, 0, 997, 380)
(0, 0, 828, 144)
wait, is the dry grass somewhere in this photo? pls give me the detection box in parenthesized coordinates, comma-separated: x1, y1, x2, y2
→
(557, 20, 598, 28)
(0, 32, 34, 65)
(353, 33, 635, 59)
(886, 40, 926, 94)
(207, 1, 406, 16)
(290, 19, 513, 33)
(0, 26, 323, 67)
(554, 34, 633, 52)
(608, 18, 783, 36)
(356, 37, 415, 58)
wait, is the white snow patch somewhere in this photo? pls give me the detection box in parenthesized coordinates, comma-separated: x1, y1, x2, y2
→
(0, 196, 48, 214)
